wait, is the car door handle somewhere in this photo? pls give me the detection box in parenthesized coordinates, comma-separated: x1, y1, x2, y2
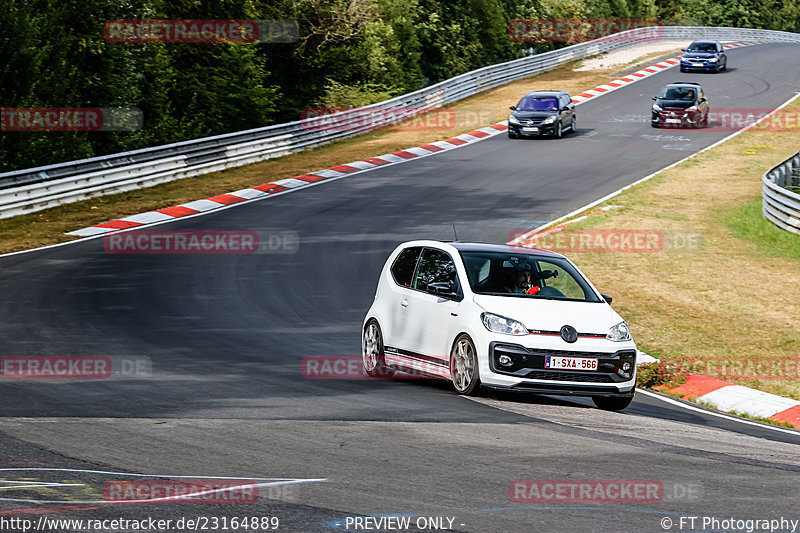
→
(400, 298, 409, 308)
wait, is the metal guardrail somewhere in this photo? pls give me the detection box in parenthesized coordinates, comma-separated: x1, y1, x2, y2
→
(2, 25, 800, 219)
(763, 151, 800, 234)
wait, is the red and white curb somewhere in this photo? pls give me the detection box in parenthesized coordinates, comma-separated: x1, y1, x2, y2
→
(657, 373, 800, 429)
(67, 126, 508, 236)
(68, 41, 758, 237)
(569, 41, 755, 104)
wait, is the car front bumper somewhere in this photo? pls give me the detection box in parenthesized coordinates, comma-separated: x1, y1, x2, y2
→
(680, 60, 718, 71)
(651, 110, 703, 127)
(509, 122, 558, 136)
(474, 333, 637, 396)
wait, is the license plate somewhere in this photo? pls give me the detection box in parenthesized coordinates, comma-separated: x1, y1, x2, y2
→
(665, 118, 681, 124)
(545, 356, 598, 371)
(522, 127, 539, 133)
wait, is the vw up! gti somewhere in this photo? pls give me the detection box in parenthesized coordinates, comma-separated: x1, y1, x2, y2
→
(362, 241, 637, 411)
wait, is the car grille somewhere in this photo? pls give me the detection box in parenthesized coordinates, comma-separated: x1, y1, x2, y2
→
(524, 370, 614, 383)
(520, 118, 544, 126)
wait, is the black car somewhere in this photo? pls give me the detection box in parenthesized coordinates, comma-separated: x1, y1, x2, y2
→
(651, 82, 709, 128)
(508, 90, 576, 139)
(680, 41, 727, 72)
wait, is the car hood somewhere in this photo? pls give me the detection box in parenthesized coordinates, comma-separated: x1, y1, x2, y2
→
(473, 294, 624, 334)
(511, 110, 557, 119)
(656, 99, 694, 109)
(683, 52, 717, 59)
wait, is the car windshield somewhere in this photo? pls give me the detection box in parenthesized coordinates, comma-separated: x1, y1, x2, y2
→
(459, 251, 601, 302)
(687, 43, 717, 52)
(659, 87, 696, 101)
(516, 96, 558, 111)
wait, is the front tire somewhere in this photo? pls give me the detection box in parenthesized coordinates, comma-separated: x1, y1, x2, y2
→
(593, 395, 633, 411)
(554, 120, 563, 139)
(507, 130, 519, 139)
(450, 335, 480, 395)
(569, 115, 577, 134)
(362, 320, 395, 378)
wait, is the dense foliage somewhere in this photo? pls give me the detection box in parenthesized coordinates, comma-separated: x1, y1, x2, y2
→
(1, 0, 798, 171)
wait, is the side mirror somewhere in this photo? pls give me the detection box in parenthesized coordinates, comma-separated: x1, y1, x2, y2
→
(429, 282, 458, 299)
(681, 48, 686, 52)
(651, 96, 657, 101)
(699, 97, 706, 102)
(601, 293, 613, 304)
(509, 105, 517, 111)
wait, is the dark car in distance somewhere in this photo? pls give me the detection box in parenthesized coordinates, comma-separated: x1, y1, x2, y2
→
(680, 41, 727, 72)
(651, 82, 709, 128)
(508, 91, 576, 139)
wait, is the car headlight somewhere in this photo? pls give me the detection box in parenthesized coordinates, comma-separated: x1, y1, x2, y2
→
(652, 104, 662, 112)
(542, 115, 557, 124)
(481, 312, 528, 336)
(508, 115, 520, 125)
(687, 105, 698, 112)
(708, 57, 718, 62)
(606, 321, 631, 342)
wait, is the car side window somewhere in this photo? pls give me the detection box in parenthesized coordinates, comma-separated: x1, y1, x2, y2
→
(413, 248, 459, 293)
(390, 247, 422, 287)
(536, 260, 588, 300)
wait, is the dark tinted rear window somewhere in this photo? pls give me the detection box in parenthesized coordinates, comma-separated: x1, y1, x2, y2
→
(390, 247, 421, 287)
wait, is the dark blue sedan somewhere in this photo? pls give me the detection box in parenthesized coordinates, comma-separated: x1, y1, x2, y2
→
(679, 41, 727, 73)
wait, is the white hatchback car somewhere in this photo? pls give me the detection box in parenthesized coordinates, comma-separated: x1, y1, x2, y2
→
(362, 241, 638, 410)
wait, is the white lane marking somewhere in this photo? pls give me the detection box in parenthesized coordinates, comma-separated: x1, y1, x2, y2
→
(636, 389, 800, 436)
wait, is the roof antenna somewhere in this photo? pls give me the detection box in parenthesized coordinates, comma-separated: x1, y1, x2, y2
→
(452, 224, 459, 242)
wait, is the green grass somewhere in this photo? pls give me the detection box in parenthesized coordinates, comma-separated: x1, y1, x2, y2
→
(725, 197, 800, 261)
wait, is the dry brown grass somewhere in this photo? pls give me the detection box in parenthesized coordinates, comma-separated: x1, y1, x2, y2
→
(0, 46, 683, 254)
(545, 99, 800, 399)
